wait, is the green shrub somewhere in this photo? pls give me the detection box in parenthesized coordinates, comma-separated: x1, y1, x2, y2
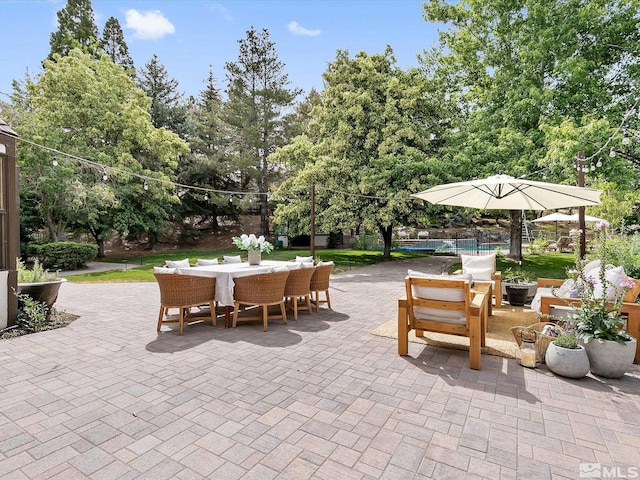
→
(15, 292, 49, 332)
(26, 241, 98, 270)
(554, 332, 579, 349)
(17, 258, 58, 282)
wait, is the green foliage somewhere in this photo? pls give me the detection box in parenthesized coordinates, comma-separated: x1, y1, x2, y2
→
(16, 292, 49, 332)
(588, 233, 640, 279)
(554, 332, 579, 350)
(26, 241, 98, 270)
(48, 0, 100, 60)
(15, 49, 188, 255)
(273, 48, 449, 258)
(225, 26, 302, 234)
(100, 16, 134, 74)
(17, 258, 59, 283)
(502, 267, 533, 284)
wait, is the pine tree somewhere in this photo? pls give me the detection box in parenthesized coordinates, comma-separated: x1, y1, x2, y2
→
(49, 0, 99, 60)
(224, 27, 302, 235)
(100, 17, 135, 75)
(137, 54, 183, 129)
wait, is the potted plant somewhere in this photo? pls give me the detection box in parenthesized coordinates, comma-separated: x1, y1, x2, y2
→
(16, 258, 67, 312)
(231, 234, 274, 265)
(503, 267, 536, 306)
(545, 331, 590, 378)
(561, 224, 637, 378)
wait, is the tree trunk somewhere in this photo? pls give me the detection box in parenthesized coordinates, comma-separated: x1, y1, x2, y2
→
(379, 225, 393, 259)
(46, 209, 59, 242)
(509, 210, 522, 261)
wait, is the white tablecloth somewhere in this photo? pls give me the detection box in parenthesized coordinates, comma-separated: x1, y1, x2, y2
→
(178, 260, 299, 306)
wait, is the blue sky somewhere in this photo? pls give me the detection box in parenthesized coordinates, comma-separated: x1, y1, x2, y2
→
(1, 0, 442, 101)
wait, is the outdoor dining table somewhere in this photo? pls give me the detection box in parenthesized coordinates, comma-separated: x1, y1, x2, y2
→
(177, 260, 300, 327)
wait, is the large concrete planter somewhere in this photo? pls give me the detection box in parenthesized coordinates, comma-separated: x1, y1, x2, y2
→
(17, 279, 67, 311)
(545, 342, 590, 378)
(583, 336, 637, 379)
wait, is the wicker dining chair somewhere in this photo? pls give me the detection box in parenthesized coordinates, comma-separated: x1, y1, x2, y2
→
(154, 273, 217, 335)
(232, 270, 290, 331)
(310, 262, 334, 312)
(283, 265, 315, 320)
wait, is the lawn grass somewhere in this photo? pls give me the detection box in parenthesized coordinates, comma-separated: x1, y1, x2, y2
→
(65, 248, 433, 283)
(65, 248, 575, 283)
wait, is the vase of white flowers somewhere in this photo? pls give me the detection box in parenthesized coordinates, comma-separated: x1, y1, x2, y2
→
(231, 234, 274, 265)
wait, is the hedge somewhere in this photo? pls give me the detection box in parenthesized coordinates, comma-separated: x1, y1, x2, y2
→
(26, 242, 98, 270)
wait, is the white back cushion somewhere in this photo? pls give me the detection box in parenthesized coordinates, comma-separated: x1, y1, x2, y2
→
(223, 255, 242, 264)
(165, 258, 190, 268)
(295, 256, 314, 263)
(196, 258, 219, 266)
(154, 266, 176, 274)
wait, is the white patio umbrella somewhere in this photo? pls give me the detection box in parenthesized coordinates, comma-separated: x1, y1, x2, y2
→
(413, 174, 602, 211)
(413, 174, 603, 260)
(532, 212, 607, 236)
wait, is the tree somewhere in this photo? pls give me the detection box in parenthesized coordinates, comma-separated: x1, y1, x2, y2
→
(16, 49, 188, 256)
(421, 0, 640, 259)
(176, 67, 241, 230)
(48, 0, 100, 60)
(224, 27, 302, 235)
(137, 54, 184, 130)
(100, 16, 135, 75)
(272, 48, 449, 258)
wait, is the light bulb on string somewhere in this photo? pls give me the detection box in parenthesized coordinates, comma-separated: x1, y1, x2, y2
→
(610, 147, 616, 158)
(590, 163, 596, 171)
(102, 166, 108, 181)
(204, 193, 209, 201)
(623, 130, 631, 145)
(143, 180, 148, 191)
(229, 196, 233, 203)
(52, 156, 58, 167)
(596, 157, 603, 168)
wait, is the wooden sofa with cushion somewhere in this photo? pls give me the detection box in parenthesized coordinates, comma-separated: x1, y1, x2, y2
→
(536, 276, 640, 363)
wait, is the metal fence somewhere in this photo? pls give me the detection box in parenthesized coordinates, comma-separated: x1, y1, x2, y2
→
(393, 230, 510, 256)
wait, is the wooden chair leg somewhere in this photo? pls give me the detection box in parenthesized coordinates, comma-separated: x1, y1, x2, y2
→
(314, 291, 320, 312)
(157, 306, 165, 331)
(209, 301, 216, 326)
(262, 305, 269, 332)
(232, 302, 240, 328)
(293, 297, 298, 320)
(325, 289, 331, 309)
(305, 295, 312, 314)
(178, 308, 185, 336)
(398, 299, 408, 355)
(280, 302, 287, 324)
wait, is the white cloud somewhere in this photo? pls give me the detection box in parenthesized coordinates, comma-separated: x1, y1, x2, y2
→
(287, 21, 321, 37)
(125, 9, 175, 40)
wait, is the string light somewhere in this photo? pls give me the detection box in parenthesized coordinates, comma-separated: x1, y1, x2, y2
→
(204, 193, 208, 201)
(102, 166, 108, 181)
(143, 180, 148, 191)
(52, 156, 58, 167)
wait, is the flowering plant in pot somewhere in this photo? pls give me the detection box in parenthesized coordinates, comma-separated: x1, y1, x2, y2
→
(561, 223, 636, 378)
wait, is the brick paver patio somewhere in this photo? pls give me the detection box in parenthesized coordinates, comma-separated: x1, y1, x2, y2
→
(0, 257, 639, 479)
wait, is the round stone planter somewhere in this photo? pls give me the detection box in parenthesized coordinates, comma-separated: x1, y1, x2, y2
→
(583, 336, 637, 379)
(545, 342, 590, 379)
(17, 279, 67, 318)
